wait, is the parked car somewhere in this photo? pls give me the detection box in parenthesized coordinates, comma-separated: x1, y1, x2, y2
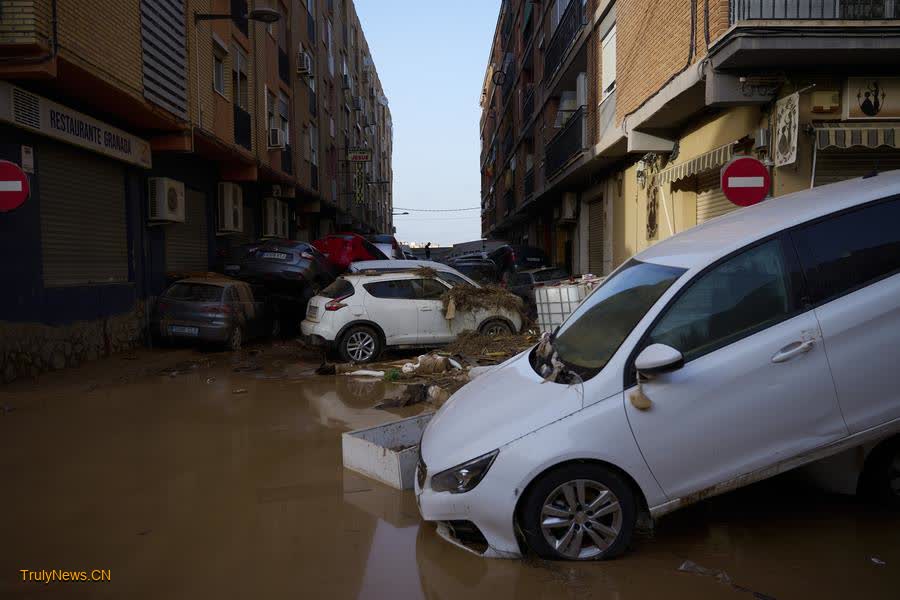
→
(488, 244, 551, 283)
(348, 259, 481, 288)
(368, 234, 404, 259)
(313, 233, 388, 272)
(507, 267, 571, 317)
(153, 278, 276, 350)
(416, 172, 900, 561)
(221, 240, 268, 277)
(445, 257, 500, 286)
(238, 240, 335, 291)
(301, 272, 522, 363)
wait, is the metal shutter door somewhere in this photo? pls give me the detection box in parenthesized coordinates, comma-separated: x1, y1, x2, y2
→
(165, 188, 209, 272)
(696, 170, 736, 224)
(40, 143, 127, 286)
(815, 149, 900, 187)
(588, 199, 604, 275)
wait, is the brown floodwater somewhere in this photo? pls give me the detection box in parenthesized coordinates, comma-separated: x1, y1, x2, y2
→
(1, 344, 899, 599)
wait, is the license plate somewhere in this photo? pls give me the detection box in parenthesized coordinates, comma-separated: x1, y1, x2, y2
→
(261, 251, 288, 260)
(170, 325, 199, 336)
(306, 303, 318, 318)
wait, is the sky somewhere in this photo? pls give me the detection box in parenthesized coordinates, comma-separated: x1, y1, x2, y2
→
(355, 0, 501, 247)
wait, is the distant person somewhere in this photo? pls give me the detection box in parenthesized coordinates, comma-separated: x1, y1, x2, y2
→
(424, 242, 431, 260)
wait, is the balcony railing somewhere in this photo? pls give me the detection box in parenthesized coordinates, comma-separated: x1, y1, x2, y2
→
(524, 168, 534, 200)
(545, 106, 584, 179)
(544, 0, 585, 80)
(231, 0, 249, 37)
(523, 87, 535, 123)
(502, 59, 517, 103)
(278, 48, 290, 84)
(233, 104, 252, 150)
(281, 144, 293, 175)
(731, 0, 900, 20)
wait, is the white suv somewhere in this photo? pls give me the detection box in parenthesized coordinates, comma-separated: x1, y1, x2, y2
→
(301, 272, 522, 363)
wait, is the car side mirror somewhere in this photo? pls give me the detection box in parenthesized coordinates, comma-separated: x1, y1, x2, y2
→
(635, 344, 684, 376)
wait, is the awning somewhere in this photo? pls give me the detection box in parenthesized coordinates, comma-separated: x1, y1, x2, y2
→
(815, 124, 900, 151)
(654, 142, 733, 186)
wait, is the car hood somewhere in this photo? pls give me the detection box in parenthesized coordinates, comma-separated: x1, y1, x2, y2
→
(420, 349, 584, 473)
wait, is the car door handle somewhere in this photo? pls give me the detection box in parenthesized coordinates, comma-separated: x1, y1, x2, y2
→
(771, 340, 814, 363)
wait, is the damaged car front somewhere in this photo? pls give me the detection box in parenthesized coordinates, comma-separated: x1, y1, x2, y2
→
(416, 259, 686, 559)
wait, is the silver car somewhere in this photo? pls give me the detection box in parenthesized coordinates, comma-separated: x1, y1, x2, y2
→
(153, 278, 276, 350)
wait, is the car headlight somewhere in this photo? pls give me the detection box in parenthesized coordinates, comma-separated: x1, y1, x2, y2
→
(430, 450, 498, 494)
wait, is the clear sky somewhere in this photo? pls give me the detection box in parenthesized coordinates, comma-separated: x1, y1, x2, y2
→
(355, 0, 501, 247)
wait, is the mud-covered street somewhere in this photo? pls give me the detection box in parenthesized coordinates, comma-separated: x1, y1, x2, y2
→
(1, 342, 899, 599)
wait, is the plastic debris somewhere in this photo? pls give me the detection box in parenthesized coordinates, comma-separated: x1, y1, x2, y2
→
(871, 557, 887, 566)
(232, 388, 248, 394)
(346, 370, 385, 378)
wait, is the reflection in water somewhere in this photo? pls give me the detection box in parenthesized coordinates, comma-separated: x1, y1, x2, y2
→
(1, 347, 899, 599)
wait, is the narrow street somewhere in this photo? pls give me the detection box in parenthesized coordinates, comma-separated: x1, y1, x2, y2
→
(2, 342, 898, 599)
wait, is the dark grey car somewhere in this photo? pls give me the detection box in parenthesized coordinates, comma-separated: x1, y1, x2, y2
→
(238, 240, 336, 292)
(507, 267, 570, 318)
(153, 279, 275, 350)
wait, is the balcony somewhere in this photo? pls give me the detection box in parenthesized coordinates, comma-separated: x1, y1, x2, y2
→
(522, 87, 535, 123)
(231, 0, 249, 37)
(730, 0, 900, 20)
(544, 0, 585, 81)
(281, 144, 293, 175)
(233, 105, 252, 150)
(278, 48, 290, 84)
(524, 168, 534, 201)
(545, 106, 584, 180)
(0, 0, 52, 52)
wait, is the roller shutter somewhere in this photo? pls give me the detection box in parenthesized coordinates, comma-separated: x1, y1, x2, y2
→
(588, 199, 605, 275)
(165, 188, 209, 272)
(815, 149, 900, 187)
(39, 142, 128, 287)
(696, 170, 735, 224)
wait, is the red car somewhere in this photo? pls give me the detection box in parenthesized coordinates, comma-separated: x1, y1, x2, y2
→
(312, 233, 388, 272)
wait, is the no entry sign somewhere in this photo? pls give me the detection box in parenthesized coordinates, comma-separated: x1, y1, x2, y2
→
(0, 160, 30, 213)
(720, 157, 770, 207)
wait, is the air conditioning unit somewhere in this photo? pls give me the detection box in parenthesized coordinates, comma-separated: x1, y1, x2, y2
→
(148, 177, 185, 222)
(341, 73, 352, 91)
(217, 182, 243, 234)
(268, 128, 286, 149)
(296, 50, 312, 77)
(263, 197, 289, 238)
(351, 96, 362, 111)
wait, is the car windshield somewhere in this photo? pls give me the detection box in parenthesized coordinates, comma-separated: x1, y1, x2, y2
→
(321, 279, 354, 299)
(552, 260, 685, 375)
(164, 283, 224, 302)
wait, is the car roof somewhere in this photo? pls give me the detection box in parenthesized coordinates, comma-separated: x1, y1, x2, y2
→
(348, 260, 481, 287)
(342, 271, 429, 283)
(174, 277, 234, 287)
(636, 170, 900, 270)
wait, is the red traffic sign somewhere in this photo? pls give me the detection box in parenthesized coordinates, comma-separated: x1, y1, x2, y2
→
(720, 157, 770, 207)
(0, 160, 30, 213)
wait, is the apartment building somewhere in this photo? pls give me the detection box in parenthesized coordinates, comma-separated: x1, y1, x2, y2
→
(480, 0, 900, 275)
(0, 0, 391, 381)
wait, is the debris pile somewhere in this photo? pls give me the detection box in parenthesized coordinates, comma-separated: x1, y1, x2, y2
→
(444, 331, 537, 361)
(441, 284, 525, 320)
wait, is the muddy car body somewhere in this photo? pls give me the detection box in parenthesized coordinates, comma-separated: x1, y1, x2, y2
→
(301, 272, 522, 363)
(416, 172, 900, 560)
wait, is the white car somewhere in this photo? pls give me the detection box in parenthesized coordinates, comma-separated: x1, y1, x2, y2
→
(301, 272, 521, 363)
(416, 171, 900, 561)
(348, 259, 481, 288)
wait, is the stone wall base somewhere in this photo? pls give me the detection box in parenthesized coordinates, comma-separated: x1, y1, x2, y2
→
(0, 302, 146, 383)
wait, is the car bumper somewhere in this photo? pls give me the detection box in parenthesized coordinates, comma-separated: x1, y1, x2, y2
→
(154, 320, 231, 343)
(300, 318, 336, 347)
(415, 451, 522, 559)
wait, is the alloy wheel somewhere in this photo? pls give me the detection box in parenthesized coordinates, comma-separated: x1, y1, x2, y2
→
(346, 331, 376, 362)
(540, 479, 623, 560)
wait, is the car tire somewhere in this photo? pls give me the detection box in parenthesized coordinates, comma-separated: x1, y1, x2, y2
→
(480, 319, 513, 337)
(227, 325, 243, 352)
(338, 326, 382, 364)
(520, 463, 636, 561)
(861, 438, 900, 508)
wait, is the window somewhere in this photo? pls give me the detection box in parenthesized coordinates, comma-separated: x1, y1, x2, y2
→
(232, 47, 249, 108)
(266, 89, 277, 132)
(553, 260, 685, 373)
(412, 278, 449, 300)
(364, 280, 417, 300)
(213, 54, 226, 95)
(648, 240, 794, 362)
(165, 283, 224, 302)
(325, 18, 334, 76)
(550, 0, 574, 35)
(792, 197, 900, 305)
(310, 126, 319, 165)
(321, 278, 354, 299)
(435, 272, 474, 288)
(601, 25, 616, 101)
(278, 92, 290, 142)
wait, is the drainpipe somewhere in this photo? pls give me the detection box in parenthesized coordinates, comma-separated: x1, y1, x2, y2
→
(0, 0, 58, 64)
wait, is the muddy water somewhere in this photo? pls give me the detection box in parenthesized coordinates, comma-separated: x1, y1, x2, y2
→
(1, 345, 899, 599)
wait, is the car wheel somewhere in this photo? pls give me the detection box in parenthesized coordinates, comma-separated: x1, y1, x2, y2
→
(339, 326, 381, 363)
(862, 439, 900, 508)
(227, 325, 243, 352)
(520, 464, 636, 561)
(481, 319, 513, 337)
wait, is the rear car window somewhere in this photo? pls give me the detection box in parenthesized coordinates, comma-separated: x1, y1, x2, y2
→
(364, 280, 417, 299)
(164, 283, 223, 302)
(791, 196, 900, 305)
(321, 279, 355, 299)
(534, 268, 569, 283)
